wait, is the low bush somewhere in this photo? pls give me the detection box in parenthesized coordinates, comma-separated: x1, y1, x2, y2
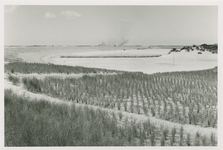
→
(8, 75, 20, 85)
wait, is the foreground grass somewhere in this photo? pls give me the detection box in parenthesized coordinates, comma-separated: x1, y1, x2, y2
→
(4, 89, 217, 146)
(5, 63, 218, 127)
(5, 89, 133, 146)
(4, 62, 218, 146)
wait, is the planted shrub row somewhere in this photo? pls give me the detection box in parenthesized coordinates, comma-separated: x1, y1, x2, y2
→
(60, 55, 161, 58)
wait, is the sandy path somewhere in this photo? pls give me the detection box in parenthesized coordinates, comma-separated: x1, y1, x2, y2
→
(4, 78, 217, 137)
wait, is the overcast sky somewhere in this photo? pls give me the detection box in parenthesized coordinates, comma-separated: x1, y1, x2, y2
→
(4, 5, 217, 45)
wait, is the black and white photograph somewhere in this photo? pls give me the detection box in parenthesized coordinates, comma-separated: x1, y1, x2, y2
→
(2, 0, 222, 148)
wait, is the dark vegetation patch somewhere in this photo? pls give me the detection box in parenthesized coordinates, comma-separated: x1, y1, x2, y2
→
(169, 44, 218, 54)
(200, 44, 217, 52)
(8, 75, 20, 85)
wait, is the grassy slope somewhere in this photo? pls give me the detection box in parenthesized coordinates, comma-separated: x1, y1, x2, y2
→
(15, 65, 217, 128)
(4, 89, 133, 146)
(5, 89, 217, 146)
(4, 63, 218, 146)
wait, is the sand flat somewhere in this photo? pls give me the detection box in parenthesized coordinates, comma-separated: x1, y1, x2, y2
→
(16, 47, 217, 74)
(49, 51, 217, 74)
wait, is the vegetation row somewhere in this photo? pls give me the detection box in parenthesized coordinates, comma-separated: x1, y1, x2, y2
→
(60, 55, 161, 58)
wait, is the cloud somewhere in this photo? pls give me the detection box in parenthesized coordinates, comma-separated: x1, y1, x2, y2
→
(45, 12, 57, 19)
(5, 5, 19, 13)
(60, 10, 81, 20)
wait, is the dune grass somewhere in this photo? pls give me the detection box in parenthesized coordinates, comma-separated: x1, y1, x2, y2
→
(5, 89, 217, 146)
(4, 62, 217, 146)
(4, 89, 133, 146)
(20, 67, 217, 128)
(5, 62, 121, 74)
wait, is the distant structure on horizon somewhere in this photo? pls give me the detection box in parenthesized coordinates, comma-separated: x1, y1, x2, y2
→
(99, 39, 129, 47)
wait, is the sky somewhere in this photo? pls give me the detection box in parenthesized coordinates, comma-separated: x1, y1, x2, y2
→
(4, 5, 218, 45)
